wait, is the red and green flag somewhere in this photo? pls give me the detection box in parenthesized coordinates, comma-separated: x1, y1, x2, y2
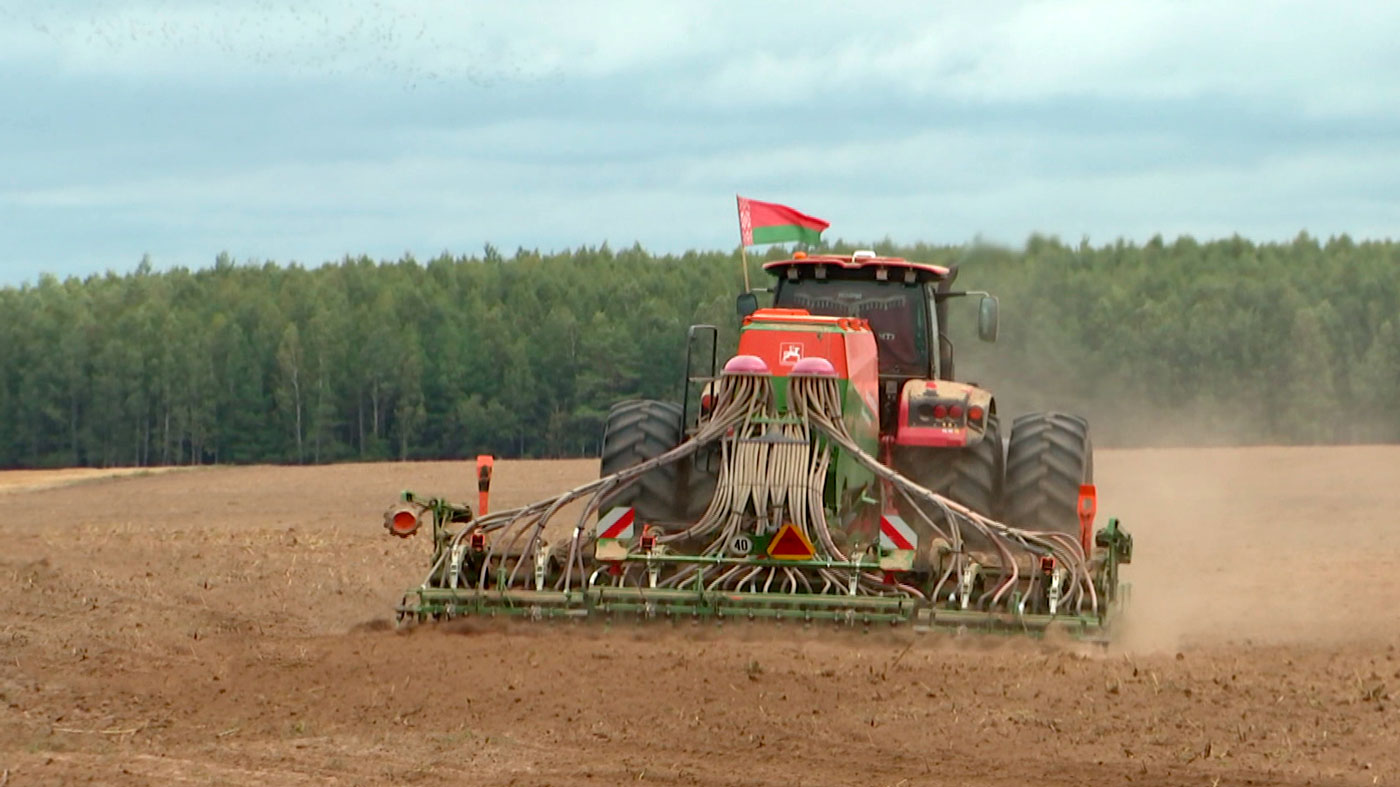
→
(737, 195, 829, 246)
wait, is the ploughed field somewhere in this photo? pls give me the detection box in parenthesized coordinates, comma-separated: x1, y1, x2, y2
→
(1, 447, 1398, 785)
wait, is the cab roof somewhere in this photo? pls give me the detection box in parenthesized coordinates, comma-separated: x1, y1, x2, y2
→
(763, 252, 950, 281)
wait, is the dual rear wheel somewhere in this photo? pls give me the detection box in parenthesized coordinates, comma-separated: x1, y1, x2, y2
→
(597, 399, 713, 526)
(895, 411, 1092, 538)
(599, 399, 1093, 539)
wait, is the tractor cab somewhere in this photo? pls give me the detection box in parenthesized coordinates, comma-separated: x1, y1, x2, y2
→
(764, 251, 953, 380)
(744, 251, 1000, 438)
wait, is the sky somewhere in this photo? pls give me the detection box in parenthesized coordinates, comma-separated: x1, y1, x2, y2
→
(3, 0, 1399, 284)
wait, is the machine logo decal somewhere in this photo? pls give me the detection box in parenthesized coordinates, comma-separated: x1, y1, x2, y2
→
(779, 342, 803, 366)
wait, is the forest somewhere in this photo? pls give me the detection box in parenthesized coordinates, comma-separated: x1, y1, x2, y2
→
(1, 233, 1397, 468)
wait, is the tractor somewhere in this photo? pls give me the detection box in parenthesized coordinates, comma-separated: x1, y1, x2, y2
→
(383, 250, 1132, 636)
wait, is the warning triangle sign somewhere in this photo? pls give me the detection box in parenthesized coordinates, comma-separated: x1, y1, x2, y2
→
(767, 523, 816, 560)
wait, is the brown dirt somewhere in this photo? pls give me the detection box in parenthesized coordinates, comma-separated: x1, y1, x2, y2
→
(1, 449, 1398, 785)
(0, 467, 188, 495)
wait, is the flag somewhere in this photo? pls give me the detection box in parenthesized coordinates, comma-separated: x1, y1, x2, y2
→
(737, 196, 830, 246)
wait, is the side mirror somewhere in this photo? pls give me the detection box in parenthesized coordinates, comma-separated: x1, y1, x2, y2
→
(736, 292, 759, 320)
(977, 295, 999, 342)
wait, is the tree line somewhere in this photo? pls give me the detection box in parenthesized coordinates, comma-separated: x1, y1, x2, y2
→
(1, 233, 1396, 468)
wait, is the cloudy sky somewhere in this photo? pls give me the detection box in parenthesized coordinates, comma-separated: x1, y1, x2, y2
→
(2, 0, 1398, 284)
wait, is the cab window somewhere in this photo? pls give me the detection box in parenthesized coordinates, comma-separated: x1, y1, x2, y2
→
(774, 277, 928, 376)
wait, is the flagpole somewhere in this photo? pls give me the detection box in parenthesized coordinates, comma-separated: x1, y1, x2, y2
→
(736, 195, 752, 292)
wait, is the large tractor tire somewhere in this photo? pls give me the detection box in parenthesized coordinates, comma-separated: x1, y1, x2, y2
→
(1001, 412, 1093, 535)
(598, 399, 709, 526)
(893, 414, 1003, 534)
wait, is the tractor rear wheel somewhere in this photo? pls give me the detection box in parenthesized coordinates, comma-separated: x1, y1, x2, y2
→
(598, 399, 689, 525)
(893, 414, 1003, 532)
(1001, 412, 1093, 535)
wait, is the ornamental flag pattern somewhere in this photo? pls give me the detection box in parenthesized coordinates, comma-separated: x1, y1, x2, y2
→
(736, 195, 830, 247)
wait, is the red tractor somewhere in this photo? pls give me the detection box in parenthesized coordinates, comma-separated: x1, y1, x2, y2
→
(385, 249, 1128, 633)
(600, 250, 1094, 551)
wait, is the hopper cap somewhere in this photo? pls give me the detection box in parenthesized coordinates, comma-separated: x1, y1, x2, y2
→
(722, 354, 771, 375)
(789, 357, 838, 377)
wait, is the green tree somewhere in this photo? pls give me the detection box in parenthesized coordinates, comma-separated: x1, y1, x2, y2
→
(276, 323, 306, 462)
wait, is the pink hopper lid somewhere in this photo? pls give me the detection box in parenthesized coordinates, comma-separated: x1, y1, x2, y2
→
(722, 354, 771, 375)
(789, 357, 838, 377)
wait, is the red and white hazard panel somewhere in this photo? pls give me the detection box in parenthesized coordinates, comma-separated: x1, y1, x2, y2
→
(596, 506, 636, 540)
(594, 506, 637, 562)
(878, 513, 917, 571)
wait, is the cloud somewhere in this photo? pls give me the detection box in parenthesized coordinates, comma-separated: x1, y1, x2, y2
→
(0, 1, 1398, 282)
(7, 1, 1390, 112)
(8, 118, 1393, 270)
(686, 1, 1400, 117)
(0, 0, 714, 85)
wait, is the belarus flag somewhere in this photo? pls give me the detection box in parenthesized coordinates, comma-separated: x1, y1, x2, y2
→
(737, 196, 830, 246)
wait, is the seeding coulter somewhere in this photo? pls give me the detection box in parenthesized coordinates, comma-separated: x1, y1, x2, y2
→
(383, 252, 1132, 637)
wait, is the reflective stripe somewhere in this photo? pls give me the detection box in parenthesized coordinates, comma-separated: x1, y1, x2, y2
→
(879, 514, 917, 551)
(597, 507, 636, 539)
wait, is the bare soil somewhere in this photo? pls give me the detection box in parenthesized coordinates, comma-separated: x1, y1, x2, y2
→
(1, 448, 1398, 785)
(0, 467, 187, 495)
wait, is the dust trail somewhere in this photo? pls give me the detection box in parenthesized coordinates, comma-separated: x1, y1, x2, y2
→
(1100, 444, 1400, 652)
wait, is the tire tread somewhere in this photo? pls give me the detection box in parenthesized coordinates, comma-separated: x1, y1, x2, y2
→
(1001, 412, 1093, 535)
